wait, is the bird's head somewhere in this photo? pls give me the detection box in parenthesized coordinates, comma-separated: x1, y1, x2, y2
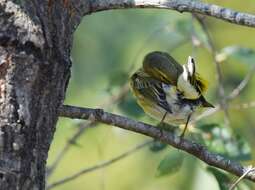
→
(177, 56, 208, 99)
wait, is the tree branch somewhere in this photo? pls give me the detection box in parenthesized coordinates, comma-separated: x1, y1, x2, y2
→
(59, 105, 255, 182)
(230, 166, 255, 190)
(228, 64, 255, 100)
(46, 84, 129, 178)
(47, 36, 189, 179)
(87, 0, 255, 28)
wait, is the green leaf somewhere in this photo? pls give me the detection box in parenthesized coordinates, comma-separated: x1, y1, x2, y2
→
(156, 150, 184, 177)
(217, 46, 255, 64)
(197, 123, 219, 133)
(207, 167, 231, 190)
(118, 93, 143, 118)
(149, 140, 167, 152)
(229, 134, 252, 161)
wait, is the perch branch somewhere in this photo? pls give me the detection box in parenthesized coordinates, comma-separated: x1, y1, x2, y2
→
(88, 0, 255, 28)
(59, 105, 255, 182)
(46, 84, 129, 178)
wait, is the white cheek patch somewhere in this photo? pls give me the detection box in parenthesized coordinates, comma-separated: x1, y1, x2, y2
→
(182, 65, 188, 81)
(177, 71, 200, 99)
(187, 56, 195, 76)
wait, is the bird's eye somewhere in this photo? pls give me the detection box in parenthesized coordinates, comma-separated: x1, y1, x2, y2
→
(132, 73, 138, 80)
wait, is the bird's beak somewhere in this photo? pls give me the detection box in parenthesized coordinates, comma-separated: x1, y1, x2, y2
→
(202, 100, 215, 108)
(200, 96, 214, 108)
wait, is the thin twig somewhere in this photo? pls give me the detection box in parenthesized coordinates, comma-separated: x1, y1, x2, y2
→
(59, 105, 255, 183)
(228, 64, 255, 100)
(46, 140, 153, 189)
(229, 166, 255, 190)
(46, 84, 129, 178)
(230, 101, 255, 110)
(46, 121, 96, 177)
(194, 14, 230, 127)
(88, 0, 255, 28)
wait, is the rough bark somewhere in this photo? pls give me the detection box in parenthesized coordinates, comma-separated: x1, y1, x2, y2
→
(0, 1, 87, 189)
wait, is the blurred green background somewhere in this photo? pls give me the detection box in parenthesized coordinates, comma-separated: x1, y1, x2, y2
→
(47, 1, 255, 189)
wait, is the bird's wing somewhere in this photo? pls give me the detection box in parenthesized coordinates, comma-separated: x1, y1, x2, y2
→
(143, 51, 183, 86)
(132, 74, 172, 113)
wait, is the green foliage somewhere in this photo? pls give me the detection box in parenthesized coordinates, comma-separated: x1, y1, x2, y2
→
(207, 167, 231, 190)
(197, 123, 219, 133)
(156, 150, 184, 177)
(198, 123, 252, 161)
(118, 93, 144, 117)
(149, 140, 167, 152)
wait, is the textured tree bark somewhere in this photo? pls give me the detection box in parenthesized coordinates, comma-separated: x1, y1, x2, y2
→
(0, 1, 88, 189)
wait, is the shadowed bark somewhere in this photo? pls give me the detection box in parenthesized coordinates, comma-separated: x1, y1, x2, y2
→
(0, 1, 88, 189)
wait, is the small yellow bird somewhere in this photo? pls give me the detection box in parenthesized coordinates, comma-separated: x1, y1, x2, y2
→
(129, 51, 214, 137)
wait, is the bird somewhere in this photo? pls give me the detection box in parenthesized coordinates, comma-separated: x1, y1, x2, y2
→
(129, 51, 214, 137)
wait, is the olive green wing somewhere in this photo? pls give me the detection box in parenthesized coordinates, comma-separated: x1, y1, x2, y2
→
(143, 51, 183, 86)
(130, 72, 172, 113)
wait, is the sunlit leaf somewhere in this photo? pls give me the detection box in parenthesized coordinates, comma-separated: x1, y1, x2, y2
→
(207, 167, 231, 190)
(156, 150, 184, 177)
(239, 180, 253, 190)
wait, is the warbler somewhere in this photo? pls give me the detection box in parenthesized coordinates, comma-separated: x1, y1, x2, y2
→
(129, 51, 214, 137)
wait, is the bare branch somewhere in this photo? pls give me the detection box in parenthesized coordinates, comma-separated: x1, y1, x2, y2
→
(228, 64, 255, 100)
(46, 140, 152, 189)
(230, 101, 255, 110)
(229, 166, 255, 190)
(46, 121, 96, 177)
(87, 0, 255, 28)
(47, 84, 129, 178)
(59, 105, 255, 183)
(194, 14, 230, 127)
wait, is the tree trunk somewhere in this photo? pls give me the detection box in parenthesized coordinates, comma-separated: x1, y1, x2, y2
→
(0, 1, 88, 189)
